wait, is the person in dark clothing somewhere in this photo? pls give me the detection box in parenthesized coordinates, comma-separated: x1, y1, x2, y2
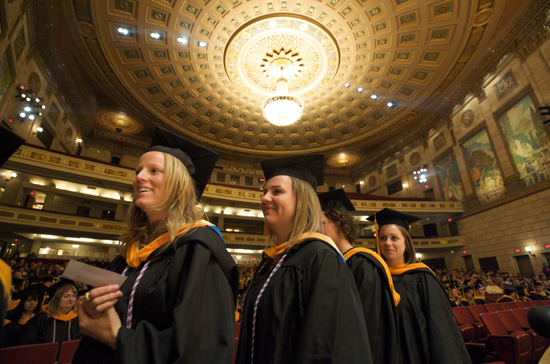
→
(460, 287, 476, 306)
(529, 281, 549, 300)
(473, 282, 492, 304)
(496, 284, 517, 303)
(319, 189, 399, 364)
(236, 154, 371, 364)
(73, 127, 238, 364)
(370, 208, 470, 364)
(20, 283, 81, 360)
(3, 287, 43, 347)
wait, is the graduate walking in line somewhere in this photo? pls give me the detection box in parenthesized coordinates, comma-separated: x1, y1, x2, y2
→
(318, 189, 400, 364)
(370, 208, 471, 364)
(73, 127, 239, 364)
(236, 154, 371, 364)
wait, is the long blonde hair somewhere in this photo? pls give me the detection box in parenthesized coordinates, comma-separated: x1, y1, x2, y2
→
(120, 152, 206, 253)
(267, 176, 324, 250)
(47, 285, 77, 316)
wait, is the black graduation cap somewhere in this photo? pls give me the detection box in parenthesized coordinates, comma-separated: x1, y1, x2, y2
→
(45, 278, 76, 298)
(148, 127, 219, 198)
(474, 282, 484, 290)
(318, 189, 355, 212)
(260, 153, 324, 190)
(450, 284, 461, 291)
(0, 125, 25, 167)
(503, 284, 517, 292)
(463, 286, 473, 293)
(367, 208, 421, 230)
(534, 281, 543, 287)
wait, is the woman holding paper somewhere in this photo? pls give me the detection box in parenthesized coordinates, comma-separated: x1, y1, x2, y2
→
(73, 127, 238, 364)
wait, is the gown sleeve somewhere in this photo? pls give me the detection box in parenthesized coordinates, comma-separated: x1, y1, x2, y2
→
(294, 247, 372, 364)
(115, 241, 236, 364)
(422, 273, 471, 364)
(20, 313, 46, 345)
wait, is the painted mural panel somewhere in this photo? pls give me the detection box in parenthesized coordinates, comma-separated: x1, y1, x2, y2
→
(497, 95, 550, 186)
(434, 151, 465, 201)
(463, 129, 506, 203)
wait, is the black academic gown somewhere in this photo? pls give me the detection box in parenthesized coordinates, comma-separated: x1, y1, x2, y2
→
(236, 237, 372, 364)
(391, 265, 471, 364)
(72, 226, 239, 364)
(345, 248, 399, 364)
(496, 295, 516, 303)
(474, 297, 492, 305)
(529, 292, 549, 300)
(21, 311, 81, 359)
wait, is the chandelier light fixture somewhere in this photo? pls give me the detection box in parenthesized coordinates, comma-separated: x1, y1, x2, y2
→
(261, 50, 304, 126)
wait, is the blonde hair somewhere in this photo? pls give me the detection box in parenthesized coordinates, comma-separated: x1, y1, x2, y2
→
(47, 285, 77, 316)
(120, 152, 206, 253)
(267, 176, 324, 250)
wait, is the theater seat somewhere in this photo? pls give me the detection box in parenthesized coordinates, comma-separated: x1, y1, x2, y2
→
(515, 301, 530, 309)
(0, 342, 58, 364)
(453, 306, 488, 343)
(543, 301, 550, 306)
(468, 305, 488, 322)
(58, 339, 81, 364)
(480, 312, 532, 364)
(496, 310, 545, 362)
(485, 303, 503, 312)
(499, 302, 517, 310)
(529, 300, 544, 306)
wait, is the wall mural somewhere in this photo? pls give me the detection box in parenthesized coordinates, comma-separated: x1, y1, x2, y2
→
(434, 150, 465, 201)
(497, 95, 550, 186)
(463, 129, 506, 203)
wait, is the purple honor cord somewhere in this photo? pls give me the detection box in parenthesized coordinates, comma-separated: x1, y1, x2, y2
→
(250, 251, 289, 364)
(52, 318, 71, 342)
(122, 261, 151, 329)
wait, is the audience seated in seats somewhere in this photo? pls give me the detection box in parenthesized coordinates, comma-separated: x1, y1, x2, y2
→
(20, 282, 81, 360)
(460, 287, 476, 306)
(473, 282, 492, 305)
(496, 284, 517, 303)
(2, 287, 44, 347)
(449, 284, 464, 307)
(485, 278, 503, 294)
(529, 281, 549, 301)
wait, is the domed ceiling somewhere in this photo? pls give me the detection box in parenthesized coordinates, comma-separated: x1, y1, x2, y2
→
(31, 0, 542, 162)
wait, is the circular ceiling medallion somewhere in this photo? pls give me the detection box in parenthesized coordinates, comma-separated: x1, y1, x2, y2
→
(368, 175, 377, 187)
(27, 72, 41, 94)
(96, 111, 143, 134)
(409, 152, 421, 167)
(327, 153, 360, 168)
(461, 109, 475, 127)
(225, 16, 339, 97)
(473, 9, 494, 27)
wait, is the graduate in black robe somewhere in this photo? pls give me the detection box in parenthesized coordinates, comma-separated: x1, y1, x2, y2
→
(460, 287, 476, 307)
(529, 281, 549, 300)
(496, 284, 517, 303)
(73, 127, 238, 364)
(236, 155, 371, 364)
(369, 208, 470, 364)
(319, 189, 399, 364)
(473, 282, 492, 305)
(21, 283, 81, 360)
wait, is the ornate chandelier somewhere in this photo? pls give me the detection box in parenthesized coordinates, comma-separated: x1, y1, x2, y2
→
(261, 50, 304, 126)
(262, 77, 303, 126)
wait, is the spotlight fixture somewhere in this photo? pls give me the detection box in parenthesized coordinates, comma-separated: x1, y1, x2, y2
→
(344, 83, 350, 88)
(177, 36, 187, 44)
(357, 87, 364, 93)
(32, 127, 43, 136)
(387, 101, 397, 108)
(198, 41, 207, 47)
(370, 94, 379, 100)
(150, 32, 161, 39)
(77, 138, 83, 143)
